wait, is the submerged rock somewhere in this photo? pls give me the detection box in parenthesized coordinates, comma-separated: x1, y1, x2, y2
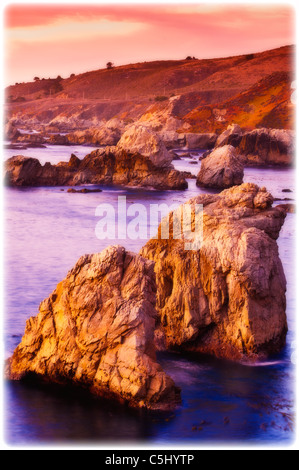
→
(196, 145, 244, 189)
(66, 187, 102, 193)
(140, 183, 287, 360)
(6, 246, 180, 410)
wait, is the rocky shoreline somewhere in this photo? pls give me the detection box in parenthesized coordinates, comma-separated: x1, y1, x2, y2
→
(3, 106, 294, 412)
(5, 112, 295, 166)
(4, 126, 188, 191)
(6, 182, 289, 410)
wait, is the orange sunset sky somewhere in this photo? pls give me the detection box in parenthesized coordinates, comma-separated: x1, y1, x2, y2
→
(3, 2, 295, 86)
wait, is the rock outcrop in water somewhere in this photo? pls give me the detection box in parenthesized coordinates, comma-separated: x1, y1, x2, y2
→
(196, 145, 244, 189)
(140, 183, 287, 360)
(4, 146, 188, 190)
(117, 124, 173, 168)
(7, 246, 180, 410)
(215, 126, 294, 166)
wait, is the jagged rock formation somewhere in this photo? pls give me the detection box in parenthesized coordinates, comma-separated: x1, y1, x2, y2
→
(238, 128, 294, 166)
(196, 145, 244, 189)
(6, 246, 180, 410)
(140, 183, 288, 360)
(4, 146, 188, 190)
(5, 125, 188, 190)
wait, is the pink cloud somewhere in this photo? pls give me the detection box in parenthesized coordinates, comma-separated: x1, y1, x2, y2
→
(4, 4, 295, 86)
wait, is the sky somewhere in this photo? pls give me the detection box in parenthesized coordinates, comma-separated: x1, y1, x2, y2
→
(3, 2, 295, 86)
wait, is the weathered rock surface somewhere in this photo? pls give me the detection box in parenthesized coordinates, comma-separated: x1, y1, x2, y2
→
(140, 183, 287, 361)
(238, 128, 294, 166)
(67, 118, 125, 146)
(6, 246, 180, 410)
(4, 147, 188, 190)
(215, 126, 294, 166)
(4, 122, 21, 141)
(117, 124, 173, 168)
(12, 132, 46, 146)
(215, 124, 242, 148)
(196, 145, 244, 189)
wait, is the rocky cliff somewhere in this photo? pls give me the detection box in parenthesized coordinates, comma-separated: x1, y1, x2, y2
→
(6, 246, 180, 410)
(140, 183, 287, 360)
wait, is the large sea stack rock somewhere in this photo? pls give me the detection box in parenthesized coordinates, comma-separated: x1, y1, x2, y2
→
(117, 124, 173, 168)
(7, 246, 180, 410)
(196, 145, 244, 189)
(140, 183, 288, 361)
(4, 121, 21, 141)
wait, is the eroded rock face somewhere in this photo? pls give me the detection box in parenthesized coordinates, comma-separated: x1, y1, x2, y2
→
(215, 124, 242, 148)
(68, 119, 125, 146)
(215, 126, 294, 166)
(238, 128, 294, 166)
(117, 124, 173, 168)
(7, 246, 180, 410)
(4, 147, 188, 190)
(196, 145, 244, 189)
(140, 183, 287, 360)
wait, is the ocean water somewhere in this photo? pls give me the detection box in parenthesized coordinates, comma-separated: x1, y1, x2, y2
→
(3, 144, 296, 446)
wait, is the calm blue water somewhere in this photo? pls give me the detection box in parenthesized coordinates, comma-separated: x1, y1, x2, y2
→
(3, 144, 296, 447)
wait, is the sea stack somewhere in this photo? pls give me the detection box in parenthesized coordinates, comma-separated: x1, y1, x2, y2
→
(6, 246, 181, 410)
(140, 183, 288, 360)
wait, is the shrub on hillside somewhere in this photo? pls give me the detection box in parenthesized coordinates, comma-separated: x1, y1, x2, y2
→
(154, 95, 169, 102)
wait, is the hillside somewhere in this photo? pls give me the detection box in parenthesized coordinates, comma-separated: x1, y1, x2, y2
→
(5, 45, 295, 133)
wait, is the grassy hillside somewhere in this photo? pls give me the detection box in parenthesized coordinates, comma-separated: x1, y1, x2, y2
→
(5, 45, 295, 132)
